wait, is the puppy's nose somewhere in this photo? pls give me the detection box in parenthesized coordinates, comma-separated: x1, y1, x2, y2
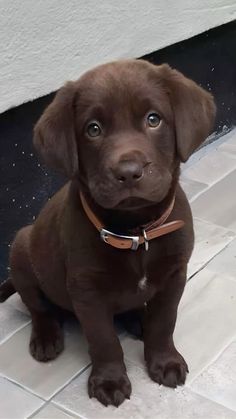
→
(114, 161, 144, 185)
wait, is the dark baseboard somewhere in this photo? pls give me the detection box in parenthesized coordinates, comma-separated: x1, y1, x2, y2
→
(0, 20, 235, 279)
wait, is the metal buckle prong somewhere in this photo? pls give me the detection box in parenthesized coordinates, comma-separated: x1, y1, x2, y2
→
(142, 229, 149, 251)
(100, 228, 140, 250)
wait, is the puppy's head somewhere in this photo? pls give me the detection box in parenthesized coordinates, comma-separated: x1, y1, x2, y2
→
(34, 60, 216, 210)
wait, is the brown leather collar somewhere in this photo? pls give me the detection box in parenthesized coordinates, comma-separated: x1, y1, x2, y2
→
(80, 192, 184, 251)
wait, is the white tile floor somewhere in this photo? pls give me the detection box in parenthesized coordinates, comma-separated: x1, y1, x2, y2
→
(0, 129, 236, 419)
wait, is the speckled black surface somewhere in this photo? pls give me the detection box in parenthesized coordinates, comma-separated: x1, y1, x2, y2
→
(0, 20, 236, 282)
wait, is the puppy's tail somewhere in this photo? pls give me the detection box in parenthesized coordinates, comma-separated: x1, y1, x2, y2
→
(0, 278, 16, 302)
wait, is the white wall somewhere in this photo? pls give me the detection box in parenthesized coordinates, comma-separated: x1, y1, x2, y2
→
(0, 0, 235, 113)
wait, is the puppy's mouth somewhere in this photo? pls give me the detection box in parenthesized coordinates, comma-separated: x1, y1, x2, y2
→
(89, 183, 171, 210)
(114, 196, 155, 210)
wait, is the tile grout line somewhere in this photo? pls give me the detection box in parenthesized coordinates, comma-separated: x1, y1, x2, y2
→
(189, 163, 236, 204)
(187, 235, 236, 281)
(49, 362, 92, 399)
(181, 129, 235, 171)
(1, 362, 92, 418)
(27, 398, 84, 419)
(186, 386, 236, 415)
(193, 216, 236, 235)
(42, 364, 93, 419)
(51, 401, 88, 419)
(27, 401, 50, 419)
(182, 129, 236, 169)
(0, 319, 31, 346)
(0, 374, 46, 400)
(0, 360, 92, 400)
(187, 334, 236, 386)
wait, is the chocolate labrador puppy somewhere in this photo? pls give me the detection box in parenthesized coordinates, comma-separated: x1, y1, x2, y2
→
(0, 59, 216, 407)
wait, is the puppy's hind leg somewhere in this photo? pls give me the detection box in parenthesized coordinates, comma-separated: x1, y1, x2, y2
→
(10, 226, 64, 362)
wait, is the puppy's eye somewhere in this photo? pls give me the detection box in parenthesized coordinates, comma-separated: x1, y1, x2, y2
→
(86, 122, 102, 138)
(147, 113, 161, 128)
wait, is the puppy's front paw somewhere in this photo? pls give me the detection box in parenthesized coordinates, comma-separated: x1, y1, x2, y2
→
(30, 320, 64, 362)
(88, 364, 131, 407)
(146, 348, 188, 388)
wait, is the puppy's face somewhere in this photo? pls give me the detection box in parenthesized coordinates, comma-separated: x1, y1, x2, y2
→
(34, 60, 216, 210)
(76, 61, 176, 209)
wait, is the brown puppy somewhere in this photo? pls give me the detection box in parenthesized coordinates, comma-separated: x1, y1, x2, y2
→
(0, 60, 216, 407)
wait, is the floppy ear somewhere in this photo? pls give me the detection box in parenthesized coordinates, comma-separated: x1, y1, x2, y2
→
(33, 82, 78, 177)
(160, 64, 216, 162)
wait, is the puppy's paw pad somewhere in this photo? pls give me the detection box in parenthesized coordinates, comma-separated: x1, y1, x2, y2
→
(88, 372, 131, 406)
(147, 351, 188, 388)
(30, 327, 64, 362)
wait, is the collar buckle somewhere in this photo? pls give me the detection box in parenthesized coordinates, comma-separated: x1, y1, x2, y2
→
(100, 228, 140, 250)
(142, 229, 149, 251)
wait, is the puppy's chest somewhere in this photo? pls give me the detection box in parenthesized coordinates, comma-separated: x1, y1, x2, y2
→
(103, 245, 175, 312)
(109, 273, 156, 313)
(105, 255, 160, 311)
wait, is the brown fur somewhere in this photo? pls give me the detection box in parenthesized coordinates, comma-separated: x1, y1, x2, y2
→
(1, 59, 216, 407)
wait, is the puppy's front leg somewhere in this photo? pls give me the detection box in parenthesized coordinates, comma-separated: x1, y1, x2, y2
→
(144, 265, 188, 388)
(68, 281, 131, 407)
